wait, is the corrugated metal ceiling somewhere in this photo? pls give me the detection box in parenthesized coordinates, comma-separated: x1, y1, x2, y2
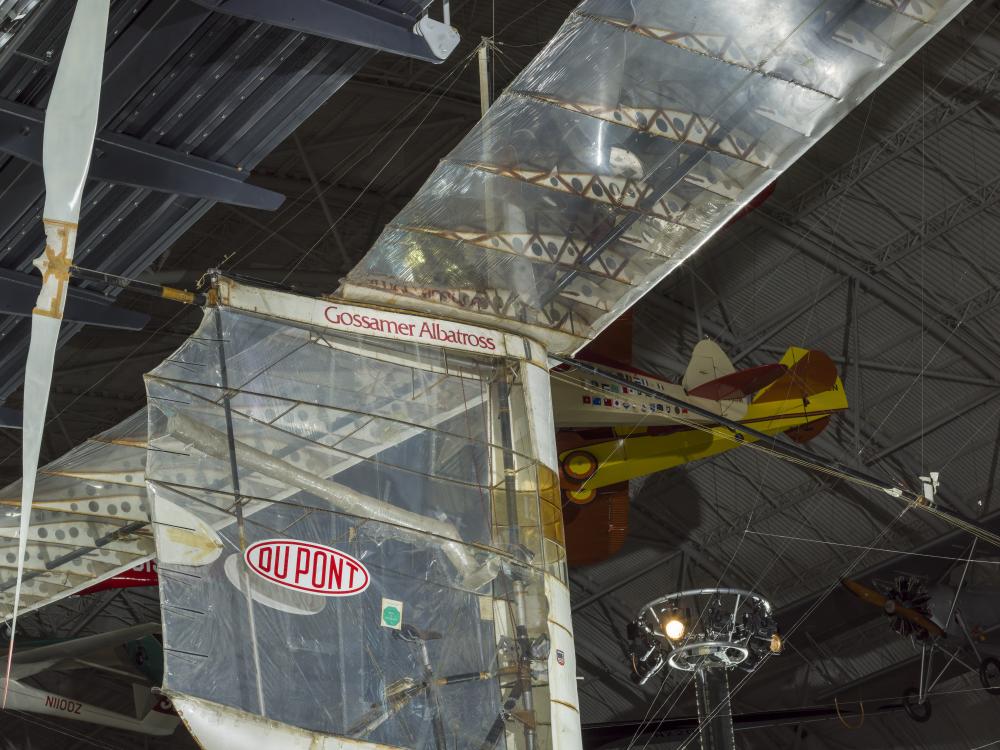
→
(0, 0, 999, 747)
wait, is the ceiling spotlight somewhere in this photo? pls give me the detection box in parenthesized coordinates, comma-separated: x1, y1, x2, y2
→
(664, 617, 686, 641)
(770, 632, 783, 654)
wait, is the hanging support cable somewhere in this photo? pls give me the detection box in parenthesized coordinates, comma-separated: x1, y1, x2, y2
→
(552, 355, 996, 542)
(213, 307, 266, 715)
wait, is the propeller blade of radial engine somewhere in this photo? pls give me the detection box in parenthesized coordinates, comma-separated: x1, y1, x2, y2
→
(842, 579, 944, 639)
(5, 0, 110, 704)
(842, 578, 888, 607)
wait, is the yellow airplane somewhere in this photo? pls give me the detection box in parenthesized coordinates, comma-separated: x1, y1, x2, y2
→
(552, 338, 848, 566)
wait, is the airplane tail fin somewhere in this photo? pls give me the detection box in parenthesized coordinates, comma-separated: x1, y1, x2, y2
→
(682, 339, 735, 393)
(744, 347, 848, 442)
(751, 347, 839, 404)
(683, 340, 795, 401)
(133, 685, 180, 736)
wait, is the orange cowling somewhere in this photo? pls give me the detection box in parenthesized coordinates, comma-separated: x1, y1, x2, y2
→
(564, 482, 629, 567)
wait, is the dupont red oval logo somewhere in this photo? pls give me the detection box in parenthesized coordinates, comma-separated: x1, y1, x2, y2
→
(244, 539, 370, 596)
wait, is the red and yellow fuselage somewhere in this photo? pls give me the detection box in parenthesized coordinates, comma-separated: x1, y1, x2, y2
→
(553, 347, 848, 565)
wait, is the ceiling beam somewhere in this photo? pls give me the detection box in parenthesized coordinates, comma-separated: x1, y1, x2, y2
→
(757, 346, 1000, 389)
(250, 173, 408, 215)
(267, 115, 472, 160)
(865, 389, 1000, 464)
(871, 172, 1000, 272)
(572, 551, 681, 612)
(777, 489, 1000, 641)
(344, 77, 482, 114)
(0, 269, 149, 331)
(780, 63, 1000, 222)
(750, 213, 1000, 376)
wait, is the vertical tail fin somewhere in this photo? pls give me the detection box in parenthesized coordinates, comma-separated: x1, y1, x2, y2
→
(750, 348, 839, 404)
(682, 339, 735, 393)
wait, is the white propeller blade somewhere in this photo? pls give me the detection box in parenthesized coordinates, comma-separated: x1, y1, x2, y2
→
(4, 0, 109, 705)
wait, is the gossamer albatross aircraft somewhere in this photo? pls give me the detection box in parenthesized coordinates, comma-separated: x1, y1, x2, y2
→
(4, 1, 976, 749)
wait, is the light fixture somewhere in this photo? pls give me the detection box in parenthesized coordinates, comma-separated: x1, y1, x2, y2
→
(663, 617, 685, 641)
(770, 632, 783, 654)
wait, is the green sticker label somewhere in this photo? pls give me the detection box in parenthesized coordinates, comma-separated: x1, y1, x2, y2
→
(381, 598, 403, 630)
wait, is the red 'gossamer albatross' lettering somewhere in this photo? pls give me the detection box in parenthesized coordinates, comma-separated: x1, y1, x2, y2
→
(324, 306, 497, 351)
(244, 539, 370, 596)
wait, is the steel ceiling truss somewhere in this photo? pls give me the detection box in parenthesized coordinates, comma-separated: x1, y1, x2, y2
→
(191, 0, 459, 64)
(494, 7, 1000, 728)
(0, 98, 284, 210)
(0, 0, 389, 411)
(575, 144, 1000, 716)
(780, 63, 1000, 223)
(751, 213, 1000, 375)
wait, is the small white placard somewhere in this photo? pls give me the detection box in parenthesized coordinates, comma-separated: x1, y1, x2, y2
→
(381, 598, 403, 630)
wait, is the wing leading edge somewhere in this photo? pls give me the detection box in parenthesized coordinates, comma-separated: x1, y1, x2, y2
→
(343, 0, 971, 354)
(0, 409, 155, 621)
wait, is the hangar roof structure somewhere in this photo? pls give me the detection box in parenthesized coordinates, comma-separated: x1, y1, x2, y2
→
(1, 0, 1000, 747)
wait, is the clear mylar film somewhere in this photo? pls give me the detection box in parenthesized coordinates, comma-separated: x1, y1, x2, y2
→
(0, 409, 154, 616)
(344, 0, 969, 354)
(0, 2, 973, 748)
(144, 300, 570, 748)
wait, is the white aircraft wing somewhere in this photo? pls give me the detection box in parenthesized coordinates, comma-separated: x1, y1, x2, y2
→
(4, 679, 179, 736)
(0, 409, 155, 620)
(9, 622, 159, 666)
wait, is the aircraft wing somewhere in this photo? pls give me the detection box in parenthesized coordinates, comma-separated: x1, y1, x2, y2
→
(0, 409, 156, 620)
(342, 0, 970, 355)
(10, 622, 159, 666)
(0, 286, 493, 620)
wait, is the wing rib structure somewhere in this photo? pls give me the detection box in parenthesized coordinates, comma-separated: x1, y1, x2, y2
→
(343, 0, 971, 355)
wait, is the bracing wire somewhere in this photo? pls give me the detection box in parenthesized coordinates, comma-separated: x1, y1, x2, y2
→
(548, 366, 1000, 549)
(561, 336, 1000, 745)
(0, 303, 192, 477)
(224, 41, 484, 276)
(745, 530, 1000, 565)
(668, 507, 911, 750)
(551, 355, 1000, 745)
(277, 45, 483, 283)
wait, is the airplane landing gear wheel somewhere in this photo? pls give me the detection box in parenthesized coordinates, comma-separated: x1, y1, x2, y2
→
(979, 657, 1000, 696)
(903, 688, 932, 722)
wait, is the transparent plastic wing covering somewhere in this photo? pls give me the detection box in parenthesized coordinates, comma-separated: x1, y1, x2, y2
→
(145, 278, 580, 749)
(0, 409, 154, 619)
(343, 0, 970, 354)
